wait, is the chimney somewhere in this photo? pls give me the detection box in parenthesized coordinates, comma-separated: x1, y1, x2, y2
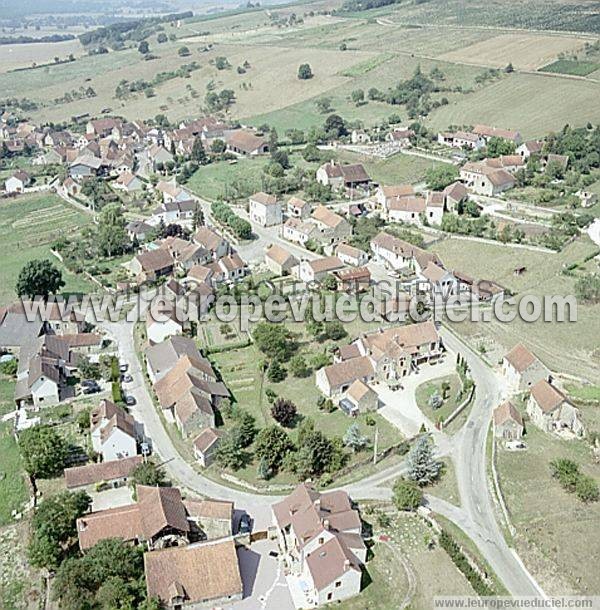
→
(344, 559, 350, 569)
(323, 519, 330, 530)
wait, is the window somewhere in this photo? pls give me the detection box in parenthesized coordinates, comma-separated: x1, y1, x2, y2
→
(318, 537, 324, 544)
(335, 581, 341, 588)
(327, 593, 333, 601)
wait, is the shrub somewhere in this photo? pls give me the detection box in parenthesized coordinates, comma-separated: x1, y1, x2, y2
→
(392, 478, 423, 511)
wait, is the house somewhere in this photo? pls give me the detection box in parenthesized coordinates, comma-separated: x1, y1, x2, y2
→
(114, 171, 144, 192)
(502, 343, 550, 392)
(5, 170, 31, 193)
(493, 401, 524, 440)
(316, 356, 375, 398)
(527, 380, 584, 437)
(129, 249, 174, 283)
(156, 179, 192, 204)
(386, 195, 426, 224)
(437, 130, 485, 150)
(70, 155, 103, 178)
(370, 232, 442, 274)
(310, 205, 352, 245)
(265, 244, 299, 276)
(271, 483, 365, 608)
(126, 219, 153, 242)
(90, 399, 138, 461)
(146, 304, 190, 345)
(249, 192, 282, 227)
(182, 497, 233, 539)
(453, 271, 505, 302)
(151, 200, 198, 228)
(160, 236, 211, 271)
(419, 261, 459, 297)
(351, 129, 371, 144)
(225, 129, 269, 155)
(287, 196, 311, 219)
(485, 155, 525, 173)
(387, 128, 414, 147)
(145, 335, 210, 384)
(335, 243, 368, 267)
(545, 153, 569, 172)
(193, 427, 223, 467)
(298, 256, 345, 284)
(62, 176, 81, 198)
(443, 181, 468, 212)
(316, 160, 370, 191)
(147, 144, 174, 170)
(187, 264, 214, 287)
(208, 253, 246, 284)
(144, 539, 243, 609)
(86, 118, 122, 138)
(340, 379, 378, 415)
(153, 354, 228, 437)
(59, 333, 104, 356)
(575, 190, 598, 208)
(192, 226, 229, 260)
(65, 455, 143, 490)
(335, 266, 371, 293)
(282, 217, 317, 246)
(460, 161, 515, 196)
(15, 354, 63, 408)
(472, 124, 522, 145)
(516, 140, 543, 159)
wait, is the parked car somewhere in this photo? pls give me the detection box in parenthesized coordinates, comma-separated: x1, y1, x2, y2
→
(238, 514, 252, 535)
(125, 395, 136, 406)
(119, 363, 129, 373)
(121, 374, 133, 383)
(81, 379, 98, 388)
(82, 384, 100, 395)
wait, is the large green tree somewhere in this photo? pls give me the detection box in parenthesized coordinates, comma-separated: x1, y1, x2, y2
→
(19, 424, 68, 479)
(98, 203, 128, 257)
(130, 460, 168, 488)
(425, 165, 459, 191)
(392, 478, 423, 511)
(253, 323, 297, 361)
(406, 435, 441, 486)
(254, 425, 294, 473)
(16, 258, 65, 300)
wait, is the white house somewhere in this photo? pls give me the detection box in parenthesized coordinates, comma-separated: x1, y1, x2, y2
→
(335, 243, 369, 267)
(502, 343, 550, 392)
(90, 400, 138, 461)
(287, 196, 311, 219)
(146, 305, 189, 345)
(460, 162, 515, 197)
(5, 170, 31, 193)
(298, 256, 344, 284)
(437, 131, 485, 150)
(249, 192, 282, 227)
(526, 380, 584, 437)
(114, 171, 144, 193)
(282, 218, 317, 246)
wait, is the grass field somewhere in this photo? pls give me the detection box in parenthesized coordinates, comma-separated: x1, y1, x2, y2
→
(497, 417, 600, 594)
(539, 59, 600, 76)
(437, 33, 586, 71)
(0, 192, 93, 305)
(430, 236, 600, 381)
(415, 374, 464, 428)
(0, 39, 84, 74)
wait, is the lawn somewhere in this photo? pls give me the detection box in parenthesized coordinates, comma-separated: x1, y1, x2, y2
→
(539, 59, 600, 77)
(496, 413, 600, 595)
(0, 192, 93, 305)
(415, 374, 465, 428)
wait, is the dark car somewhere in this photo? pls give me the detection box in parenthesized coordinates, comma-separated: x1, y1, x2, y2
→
(121, 374, 133, 383)
(125, 395, 136, 406)
(81, 379, 98, 388)
(119, 363, 129, 373)
(82, 384, 100, 395)
(238, 514, 252, 535)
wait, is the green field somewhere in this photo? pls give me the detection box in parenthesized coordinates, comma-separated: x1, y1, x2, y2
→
(0, 192, 93, 305)
(539, 59, 600, 76)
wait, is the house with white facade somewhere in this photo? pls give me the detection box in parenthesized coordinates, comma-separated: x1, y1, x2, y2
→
(90, 399, 138, 461)
(282, 218, 317, 246)
(502, 344, 550, 392)
(5, 170, 31, 193)
(335, 243, 369, 267)
(526, 380, 584, 437)
(249, 192, 283, 227)
(298, 256, 345, 284)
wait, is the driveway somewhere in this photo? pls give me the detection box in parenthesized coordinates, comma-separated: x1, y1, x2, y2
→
(234, 540, 294, 610)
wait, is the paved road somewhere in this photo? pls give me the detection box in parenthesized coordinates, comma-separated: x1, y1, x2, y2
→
(99, 299, 545, 597)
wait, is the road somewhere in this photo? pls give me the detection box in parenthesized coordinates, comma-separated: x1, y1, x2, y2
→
(99, 285, 545, 597)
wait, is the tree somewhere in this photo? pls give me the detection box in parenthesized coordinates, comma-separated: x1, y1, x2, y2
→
(575, 475, 600, 503)
(211, 139, 226, 154)
(214, 433, 248, 470)
(486, 136, 515, 158)
(321, 274, 338, 291)
(505, 62, 514, 73)
(406, 435, 441, 486)
(289, 354, 310, 378)
(255, 425, 294, 472)
(98, 203, 128, 257)
(271, 398, 297, 427)
(16, 259, 65, 300)
(138, 40, 149, 54)
(425, 165, 459, 190)
(28, 490, 91, 569)
(232, 409, 257, 447)
(293, 428, 344, 479)
(315, 97, 333, 114)
(392, 478, 423, 511)
(130, 460, 168, 488)
(191, 137, 207, 165)
(351, 89, 365, 105)
(77, 355, 101, 380)
(322, 321, 347, 341)
(157, 32, 167, 43)
(178, 46, 191, 57)
(253, 322, 298, 361)
(20, 424, 68, 479)
(298, 63, 313, 80)
(324, 114, 347, 138)
(267, 359, 287, 382)
(343, 423, 368, 452)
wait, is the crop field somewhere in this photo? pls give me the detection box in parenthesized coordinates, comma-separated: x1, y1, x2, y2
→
(426, 71, 600, 139)
(0, 39, 84, 74)
(539, 59, 600, 76)
(0, 193, 93, 305)
(437, 33, 586, 71)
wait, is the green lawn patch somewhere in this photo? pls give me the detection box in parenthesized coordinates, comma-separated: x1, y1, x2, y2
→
(415, 373, 464, 427)
(539, 59, 600, 77)
(0, 422, 28, 526)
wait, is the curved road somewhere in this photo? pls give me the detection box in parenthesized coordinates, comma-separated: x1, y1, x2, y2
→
(102, 314, 545, 596)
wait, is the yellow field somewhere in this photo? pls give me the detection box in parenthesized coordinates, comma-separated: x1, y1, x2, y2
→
(0, 39, 85, 74)
(437, 33, 587, 70)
